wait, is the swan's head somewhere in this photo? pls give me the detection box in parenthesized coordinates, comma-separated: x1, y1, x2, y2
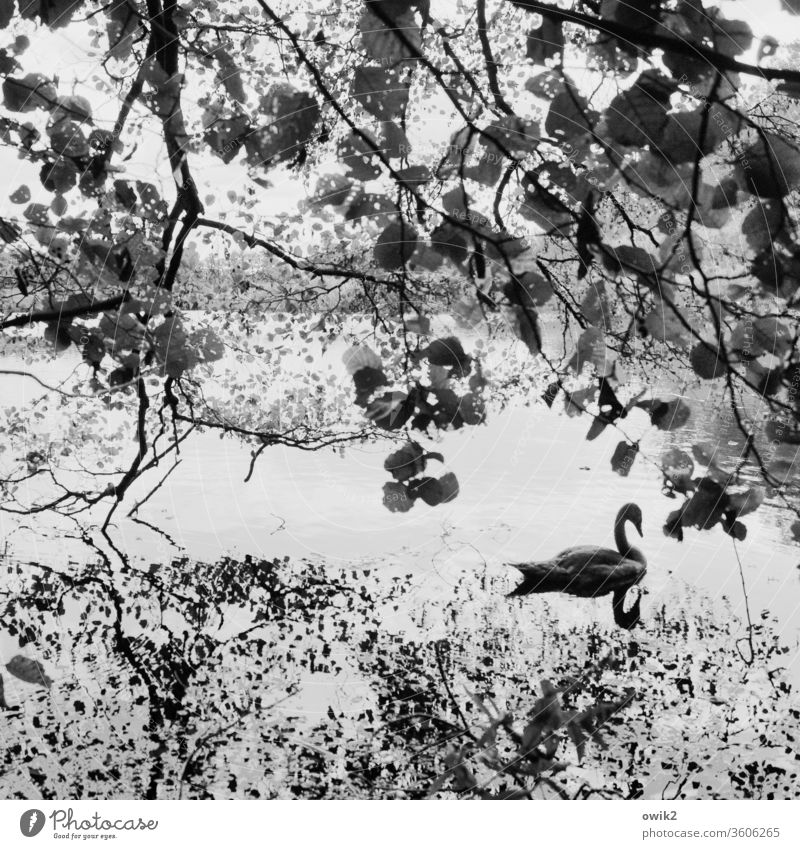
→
(619, 502, 643, 537)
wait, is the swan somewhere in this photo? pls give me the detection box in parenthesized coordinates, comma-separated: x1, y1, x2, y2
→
(507, 503, 647, 629)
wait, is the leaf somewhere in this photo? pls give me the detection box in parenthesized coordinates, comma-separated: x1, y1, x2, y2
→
(40, 158, 78, 194)
(545, 79, 597, 141)
(525, 70, 561, 100)
(611, 441, 638, 476)
(81, 329, 106, 365)
(730, 318, 792, 358)
(365, 391, 414, 430)
(352, 366, 388, 405)
(659, 107, 727, 165)
(564, 385, 598, 417)
(106, 0, 140, 60)
(478, 116, 540, 159)
(741, 200, 784, 252)
(568, 328, 613, 377)
(527, 18, 564, 64)
(505, 271, 553, 307)
(188, 327, 225, 365)
(373, 221, 418, 270)
(50, 194, 67, 216)
(0, 217, 21, 243)
(352, 66, 409, 119)
(44, 321, 71, 353)
(23, 0, 83, 28)
(581, 282, 609, 326)
(3, 73, 57, 111)
(506, 303, 541, 356)
(644, 301, 690, 348)
(310, 174, 353, 207)
(152, 316, 193, 378)
(424, 337, 472, 375)
(690, 342, 727, 379)
(739, 133, 800, 198)
(204, 115, 250, 163)
(100, 310, 146, 362)
(23, 203, 50, 226)
(51, 94, 92, 123)
(359, 6, 420, 62)
(339, 131, 382, 180)
(712, 17, 753, 57)
(108, 366, 135, 387)
(345, 192, 397, 227)
(135, 181, 167, 219)
(5, 655, 52, 689)
(603, 70, 673, 148)
(0, 0, 13, 29)
(48, 119, 90, 157)
(9, 185, 31, 204)
(343, 345, 382, 375)
(213, 48, 247, 103)
(245, 84, 320, 168)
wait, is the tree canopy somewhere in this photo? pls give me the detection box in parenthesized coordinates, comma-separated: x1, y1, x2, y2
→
(2, 0, 800, 536)
(1, 0, 800, 800)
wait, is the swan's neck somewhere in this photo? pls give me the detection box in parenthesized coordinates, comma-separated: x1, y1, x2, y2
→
(614, 513, 633, 557)
(614, 511, 646, 566)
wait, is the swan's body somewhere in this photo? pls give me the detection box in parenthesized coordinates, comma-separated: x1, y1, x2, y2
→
(508, 503, 647, 629)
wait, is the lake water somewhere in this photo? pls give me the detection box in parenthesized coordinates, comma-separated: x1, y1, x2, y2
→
(3, 331, 800, 800)
(2, 337, 800, 683)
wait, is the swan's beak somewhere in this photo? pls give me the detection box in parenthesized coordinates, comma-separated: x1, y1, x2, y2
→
(635, 520, 643, 537)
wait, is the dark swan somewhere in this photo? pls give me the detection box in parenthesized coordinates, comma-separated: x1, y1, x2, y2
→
(507, 503, 647, 629)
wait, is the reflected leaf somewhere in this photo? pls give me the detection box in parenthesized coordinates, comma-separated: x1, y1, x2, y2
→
(382, 481, 414, 513)
(384, 442, 438, 482)
(6, 655, 52, 689)
(726, 487, 765, 519)
(408, 472, 459, 506)
(662, 448, 694, 493)
(638, 397, 691, 431)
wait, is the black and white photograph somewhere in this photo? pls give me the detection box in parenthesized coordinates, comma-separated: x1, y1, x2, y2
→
(1, 0, 800, 821)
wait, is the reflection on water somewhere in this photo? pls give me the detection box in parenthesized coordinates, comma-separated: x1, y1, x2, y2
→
(2, 338, 800, 798)
(120, 400, 800, 669)
(3, 375, 800, 676)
